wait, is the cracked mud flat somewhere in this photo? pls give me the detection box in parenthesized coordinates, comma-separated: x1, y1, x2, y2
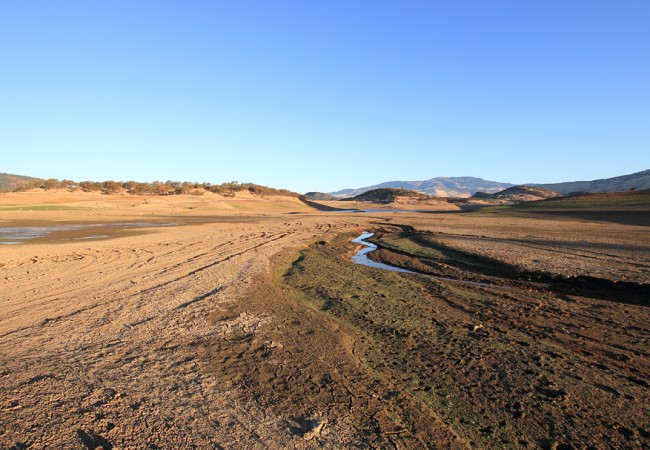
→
(1, 205, 649, 449)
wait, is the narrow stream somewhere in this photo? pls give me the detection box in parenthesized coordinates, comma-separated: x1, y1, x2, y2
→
(351, 232, 416, 273)
(351, 232, 502, 289)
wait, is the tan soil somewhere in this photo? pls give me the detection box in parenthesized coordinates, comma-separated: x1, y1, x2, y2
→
(311, 199, 461, 211)
(379, 214, 650, 284)
(1, 191, 648, 449)
(0, 214, 373, 448)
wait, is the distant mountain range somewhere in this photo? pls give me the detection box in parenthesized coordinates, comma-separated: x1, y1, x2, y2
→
(4, 169, 649, 198)
(329, 170, 650, 198)
(330, 177, 514, 198)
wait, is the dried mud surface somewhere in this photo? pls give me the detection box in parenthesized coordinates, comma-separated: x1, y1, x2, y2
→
(1, 203, 649, 449)
(0, 216, 371, 448)
(281, 214, 650, 449)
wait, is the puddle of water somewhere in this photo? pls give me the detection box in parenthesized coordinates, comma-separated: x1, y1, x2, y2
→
(351, 232, 502, 289)
(73, 235, 111, 240)
(341, 209, 435, 214)
(0, 222, 171, 245)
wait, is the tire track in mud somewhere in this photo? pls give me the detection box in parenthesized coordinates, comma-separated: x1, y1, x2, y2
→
(0, 230, 286, 337)
(138, 232, 291, 295)
(427, 233, 650, 282)
(0, 218, 364, 449)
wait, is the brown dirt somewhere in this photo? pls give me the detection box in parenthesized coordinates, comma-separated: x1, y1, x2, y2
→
(1, 214, 375, 448)
(1, 192, 648, 449)
(282, 217, 649, 449)
(309, 199, 461, 211)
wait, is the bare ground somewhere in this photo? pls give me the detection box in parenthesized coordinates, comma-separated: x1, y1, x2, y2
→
(1, 193, 649, 449)
(1, 215, 378, 448)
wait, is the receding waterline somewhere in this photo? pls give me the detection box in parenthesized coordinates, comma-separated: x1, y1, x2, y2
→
(0, 222, 171, 245)
(73, 234, 111, 240)
(340, 209, 437, 214)
(351, 232, 502, 289)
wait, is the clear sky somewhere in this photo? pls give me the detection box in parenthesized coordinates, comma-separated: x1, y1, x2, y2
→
(1, 1, 649, 193)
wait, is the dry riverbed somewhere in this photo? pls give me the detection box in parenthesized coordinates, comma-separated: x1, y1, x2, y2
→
(1, 195, 648, 449)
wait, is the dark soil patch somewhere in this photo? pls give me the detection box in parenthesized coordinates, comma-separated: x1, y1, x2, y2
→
(280, 229, 650, 449)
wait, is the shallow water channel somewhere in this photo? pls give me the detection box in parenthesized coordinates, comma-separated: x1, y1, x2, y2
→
(0, 222, 170, 245)
(351, 232, 501, 289)
(341, 209, 436, 214)
(351, 232, 416, 273)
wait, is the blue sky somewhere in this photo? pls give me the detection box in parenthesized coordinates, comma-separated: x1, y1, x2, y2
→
(1, 1, 648, 193)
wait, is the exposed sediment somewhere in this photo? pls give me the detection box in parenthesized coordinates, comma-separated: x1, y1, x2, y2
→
(1, 200, 648, 449)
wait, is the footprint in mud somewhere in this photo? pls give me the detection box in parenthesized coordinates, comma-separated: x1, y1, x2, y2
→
(509, 401, 524, 419)
(535, 385, 567, 401)
(591, 362, 610, 371)
(616, 426, 634, 441)
(534, 378, 567, 401)
(76, 429, 112, 449)
(625, 375, 649, 387)
(593, 383, 621, 397)
(288, 417, 327, 441)
(78, 388, 119, 414)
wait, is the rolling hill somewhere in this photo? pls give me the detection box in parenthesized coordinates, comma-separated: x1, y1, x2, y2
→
(533, 169, 650, 194)
(346, 188, 431, 202)
(0, 173, 40, 191)
(303, 192, 339, 201)
(472, 185, 560, 202)
(511, 189, 650, 210)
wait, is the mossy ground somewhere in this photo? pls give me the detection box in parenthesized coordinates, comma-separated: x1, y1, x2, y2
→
(279, 226, 650, 449)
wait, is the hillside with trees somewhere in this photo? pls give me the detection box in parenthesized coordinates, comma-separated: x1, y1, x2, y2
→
(0, 173, 42, 191)
(9, 178, 300, 197)
(347, 188, 432, 202)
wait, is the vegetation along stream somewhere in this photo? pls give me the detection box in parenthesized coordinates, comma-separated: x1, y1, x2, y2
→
(352, 232, 500, 288)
